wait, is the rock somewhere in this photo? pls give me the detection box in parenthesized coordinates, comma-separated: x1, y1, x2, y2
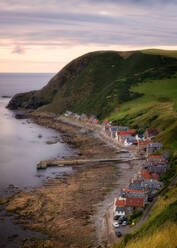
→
(15, 111, 27, 119)
(46, 140, 58, 145)
(0, 194, 15, 205)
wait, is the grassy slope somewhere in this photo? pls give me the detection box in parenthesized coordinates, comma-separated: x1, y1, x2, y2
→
(108, 77, 177, 151)
(112, 158, 177, 248)
(142, 49, 177, 58)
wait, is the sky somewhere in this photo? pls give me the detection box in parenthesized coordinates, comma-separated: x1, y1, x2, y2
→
(0, 0, 177, 72)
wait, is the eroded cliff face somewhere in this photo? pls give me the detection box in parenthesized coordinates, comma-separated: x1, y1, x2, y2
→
(7, 50, 177, 119)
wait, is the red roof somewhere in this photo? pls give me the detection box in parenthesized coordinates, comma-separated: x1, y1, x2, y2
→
(103, 120, 109, 124)
(115, 199, 126, 207)
(118, 131, 131, 136)
(126, 197, 144, 207)
(139, 139, 151, 145)
(128, 129, 136, 134)
(88, 117, 94, 122)
(141, 170, 151, 179)
(122, 188, 143, 193)
(148, 155, 164, 159)
(152, 173, 160, 180)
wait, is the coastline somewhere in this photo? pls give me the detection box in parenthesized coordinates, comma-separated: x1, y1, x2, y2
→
(2, 110, 144, 248)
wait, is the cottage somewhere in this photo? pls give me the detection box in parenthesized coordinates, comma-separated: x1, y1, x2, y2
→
(124, 136, 137, 146)
(118, 133, 131, 144)
(137, 138, 151, 151)
(147, 155, 166, 163)
(74, 114, 81, 120)
(141, 170, 151, 179)
(64, 111, 72, 117)
(115, 207, 126, 217)
(88, 117, 94, 123)
(128, 183, 143, 191)
(148, 165, 167, 175)
(141, 179, 163, 190)
(115, 197, 126, 207)
(126, 197, 144, 207)
(80, 113, 88, 121)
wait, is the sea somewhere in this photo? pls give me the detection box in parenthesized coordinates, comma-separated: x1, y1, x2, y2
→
(0, 73, 75, 248)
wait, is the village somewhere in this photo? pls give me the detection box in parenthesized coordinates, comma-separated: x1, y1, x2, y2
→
(63, 110, 170, 238)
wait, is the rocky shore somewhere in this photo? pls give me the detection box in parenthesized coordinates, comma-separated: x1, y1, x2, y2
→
(1, 111, 141, 248)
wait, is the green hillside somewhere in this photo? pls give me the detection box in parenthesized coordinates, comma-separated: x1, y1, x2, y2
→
(7, 50, 177, 149)
(108, 77, 177, 151)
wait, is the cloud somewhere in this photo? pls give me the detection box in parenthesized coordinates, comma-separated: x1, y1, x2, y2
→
(12, 45, 25, 54)
(0, 0, 177, 50)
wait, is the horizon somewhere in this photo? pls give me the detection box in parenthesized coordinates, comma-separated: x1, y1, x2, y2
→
(0, 47, 176, 73)
(1, 0, 177, 73)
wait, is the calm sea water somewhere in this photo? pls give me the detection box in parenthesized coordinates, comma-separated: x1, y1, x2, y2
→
(0, 73, 75, 247)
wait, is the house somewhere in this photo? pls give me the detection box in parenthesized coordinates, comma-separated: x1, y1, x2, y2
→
(126, 197, 144, 208)
(147, 142, 163, 155)
(64, 111, 72, 117)
(148, 165, 167, 175)
(80, 113, 88, 121)
(141, 179, 163, 190)
(115, 207, 126, 217)
(144, 128, 159, 139)
(152, 173, 160, 180)
(88, 117, 94, 123)
(74, 114, 81, 120)
(137, 138, 151, 151)
(118, 132, 131, 144)
(93, 118, 99, 124)
(115, 197, 126, 207)
(128, 183, 143, 191)
(141, 170, 151, 179)
(102, 120, 109, 125)
(147, 155, 166, 163)
(124, 136, 137, 146)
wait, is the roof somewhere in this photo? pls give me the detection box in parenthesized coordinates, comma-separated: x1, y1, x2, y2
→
(148, 155, 164, 158)
(88, 117, 94, 122)
(122, 188, 143, 193)
(148, 142, 163, 148)
(125, 192, 146, 198)
(115, 199, 126, 207)
(127, 129, 136, 134)
(138, 139, 151, 145)
(141, 170, 151, 179)
(118, 131, 131, 136)
(129, 183, 143, 190)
